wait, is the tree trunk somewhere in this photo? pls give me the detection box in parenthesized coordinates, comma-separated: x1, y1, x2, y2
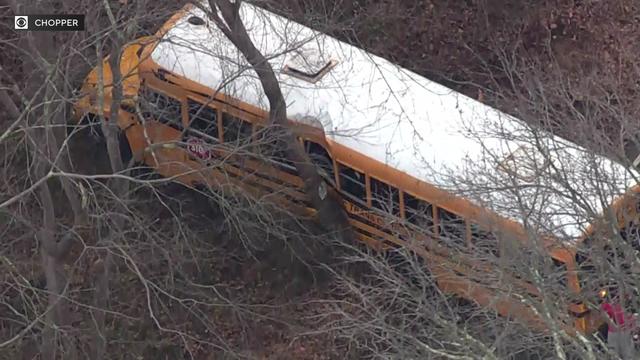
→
(10, 1, 89, 358)
(91, 1, 138, 357)
(207, 0, 355, 244)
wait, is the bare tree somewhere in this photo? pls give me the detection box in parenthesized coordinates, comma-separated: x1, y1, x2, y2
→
(3, 0, 640, 359)
(310, 4, 640, 356)
(202, 0, 354, 245)
(1, 0, 353, 357)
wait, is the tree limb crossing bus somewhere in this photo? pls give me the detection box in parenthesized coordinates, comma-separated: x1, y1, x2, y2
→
(72, 1, 640, 337)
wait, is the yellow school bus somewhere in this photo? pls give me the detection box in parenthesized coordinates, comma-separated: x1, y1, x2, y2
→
(72, 1, 640, 336)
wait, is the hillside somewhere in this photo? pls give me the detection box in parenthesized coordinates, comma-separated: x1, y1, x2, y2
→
(1, 0, 640, 359)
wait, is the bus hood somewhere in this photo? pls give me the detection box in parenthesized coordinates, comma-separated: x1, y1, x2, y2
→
(73, 40, 147, 122)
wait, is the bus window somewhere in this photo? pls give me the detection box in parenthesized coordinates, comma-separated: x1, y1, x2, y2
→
(470, 222, 499, 257)
(551, 258, 568, 289)
(370, 177, 400, 216)
(338, 163, 366, 203)
(255, 125, 297, 172)
(403, 193, 434, 233)
(187, 99, 218, 142)
(603, 243, 630, 274)
(222, 112, 252, 145)
(304, 140, 335, 183)
(620, 220, 640, 252)
(575, 238, 598, 293)
(140, 88, 182, 130)
(438, 208, 466, 247)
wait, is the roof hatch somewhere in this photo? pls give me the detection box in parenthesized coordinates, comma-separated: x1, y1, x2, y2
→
(497, 144, 551, 182)
(282, 48, 338, 83)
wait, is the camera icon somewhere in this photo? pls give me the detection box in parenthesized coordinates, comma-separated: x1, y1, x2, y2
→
(14, 16, 28, 30)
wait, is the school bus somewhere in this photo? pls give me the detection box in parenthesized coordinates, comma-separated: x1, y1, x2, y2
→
(71, 2, 640, 336)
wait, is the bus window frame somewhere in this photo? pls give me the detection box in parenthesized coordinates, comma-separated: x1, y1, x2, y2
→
(216, 98, 263, 124)
(402, 190, 436, 237)
(216, 108, 222, 142)
(209, 100, 263, 146)
(368, 175, 401, 217)
(399, 191, 406, 219)
(433, 205, 439, 240)
(185, 96, 220, 143)
(180, 96, 188, 128)
(337, 161, 368, 206)
(185, 93, 228, 142)
(469, 221, 500, 258)
(365, 175, 372, 207)
(220, 110, 254, 146)
(551, 257, 569, 290)
(564, 260, 581, 294)
(437, 207, 468, 249)
(253, 123, 298, 173)
(332, 158, 339, 188)
(140, 85, 186, 131)
(303, 139, 337, 185)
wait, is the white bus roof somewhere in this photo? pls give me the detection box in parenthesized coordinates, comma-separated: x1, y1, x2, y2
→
(151, 2, 638, 239)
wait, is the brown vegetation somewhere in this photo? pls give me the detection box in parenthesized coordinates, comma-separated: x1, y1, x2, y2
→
(2, 0, 640, 359)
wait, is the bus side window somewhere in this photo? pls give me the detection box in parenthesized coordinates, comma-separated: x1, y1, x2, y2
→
(620, 220, 640, 252)
(551, 258, 568, 289)
(575, 241, 596, 293)
(438, 208, 466, 247)
(255, 124, 297, 172)
(304, 140, 335, 183)
(370, 177, 400, 216)
(403, 192, 434, 232)
(338, 163, 366, 203)
(187, 99, 218, 142)
(141, 88, 182, 130)
(222, 112, 252, 145)
(470, 222, 499, 257)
